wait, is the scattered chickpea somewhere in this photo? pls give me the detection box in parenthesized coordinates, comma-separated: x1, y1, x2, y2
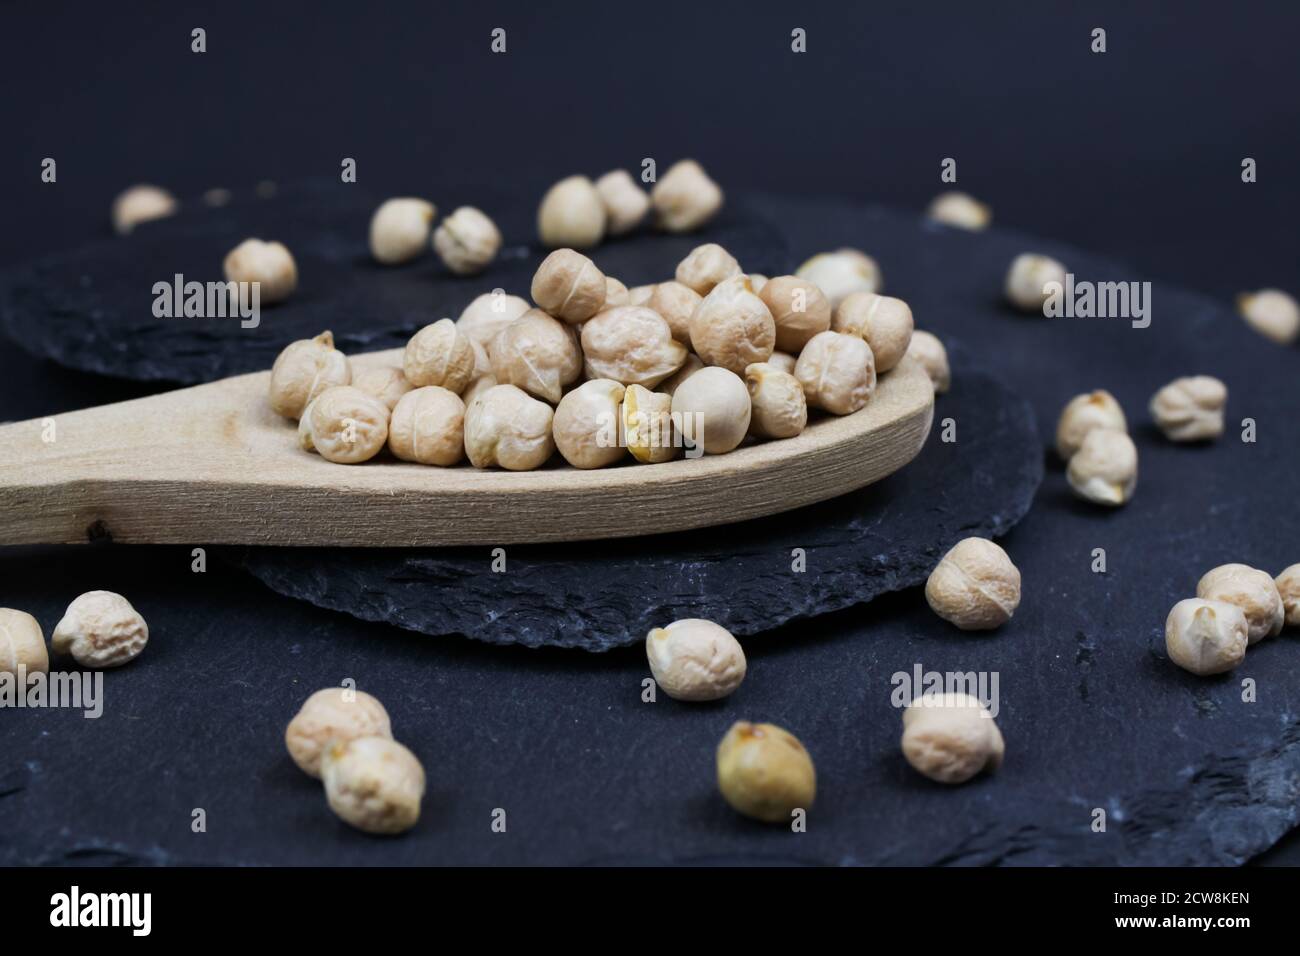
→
(646, 619, 746, 701)
(1165, 598, 1249, 676)
(490, 309, 583, 403)
(456, 291, 531, 348)
(647, 280, 702, 344)
(369, 197, 436, 265)
(794, 330, 876, 415)
(553, 379, 626, 469)
(658, 353, 704, 397)
(463, 384, 556, 470)
(1237, 289, 1300, 345)
(675, 243, 742, 296)
(688, 275, 776, 375)
(901, 693, 1004, 784)
(300, 386, 390, 463)
(581, 306, 687, 388)
(716, 721, 815, 823)
(1150, 376, 1227, 442)
(759, 276, 832, 354)
(1055, 390, 1127, 460)
(111, 184, 177, 235)
(651, 159, 723, 233)
(604, 276, 631, 307)
(1066, 428, 1137, 506)
(628, 284, 656, 307)
(795, 248, 881, 307)
(351, 365, 412, 411)
(832, 292, 914, 373)
(538, 175, 606, 248)
(321, 736, 425, 835)
(905, 330, 950, 394)
(530, 249, 607, 324)
(0, 608, 47, 676)
(926, 191, 992, 231)
(925, 537, 1021, 631)
(284, 687, 393, 778)
(223, 238, 298, 304)
(745, 362, 807, 439)
(622, 384, 678, 463)
(1275, 565, 1300, 627)
(1004, 253, 1066, 312)
(51, 591, 148, 668)
(387, 386, 466, 466)
(594, 170, 650, 235)
(1196, 564, 1284, 644)
(403, 319, 477, 394)
(670, 366, 751, 455)
(268, 330, 351, 419)
(433, 206, 501, 275)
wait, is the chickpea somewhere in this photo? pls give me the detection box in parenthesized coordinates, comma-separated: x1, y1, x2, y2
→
(432, 206, 501, 275)
(628, 284, 655, 306)
(925, 537, 1021, 631)
(1196, 564, 1285, 644)
(1149, 376, 1227, 442)
(284, 687, 393, 779)
(604, 276, 631, 307)
(490, 309, 583, 403)
(537, 175, 606, 248)
(351, 365, 412, 411)
(622, 384, 678, 463)
(1005, 253, 1067, 312)
(530, 249, 607, 324)
(1066, 428, 1137, 506)
(1165, 599, 1249, 676)
(716, 721, 815, 823)
(906, 330, 950, 393)
(321, 736, 425, 835)
(688, 275, 776, 375)
(670, 366, 751, 455)
(552, 379, 625, 469)
(51, 591, 148, 668)
(832, 292, 913, 373)
(594, 169, 650, 235)
(0, 608, 48, 676)
(926, 191, 991, 231)
(456, 291, 531, 348)
(369, 197, 436, 265)
(268, 330, 351, 419)
(759, 276, 832, 354)
(387, 386, 466, 466)
(646, 619, 746, 701)
(795, 248, 881, 307)
(1055, 390, 1127, 460)
(1275, 565, 1300, 627)
(651, 159, 723, 233)
(765, 351, 797, 375)
(901, 693, 1004, 784)
(1237, 289, 1300, 345)
(745, 362, 807, 439)
(111, 184, 177, 235)
(675, 243, 741, 296)
(223, 238, 297, 304)
(658, 353, 704, 398)
(300, 386, 390, 463)
(462, 372, 499, 410)
(403, 319, 477, 394)
(647, 280, 702, 344)
(747, 274, 769, 295)
(580, 306, 687, 388)
(464, 384, 555, 470)
(467, 337, 491, 378)
(794, 330, 876, 415)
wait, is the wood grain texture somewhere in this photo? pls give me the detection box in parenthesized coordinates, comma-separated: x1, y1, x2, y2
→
(0, 349, 934, 546)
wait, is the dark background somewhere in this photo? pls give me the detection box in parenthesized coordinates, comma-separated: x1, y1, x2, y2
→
(1, 1, 1297, 865)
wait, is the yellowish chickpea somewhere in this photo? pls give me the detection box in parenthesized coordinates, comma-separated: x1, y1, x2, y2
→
(538, 175, 606, 249)
(759, 276, 832, 354)
(594, 169, 650, 235)
(351, 365, 412, 411)
(675, 243, 741, 296)
(796, 249, 881, 307)
(651, 159, 723, 233)
(268, 330, 351, 419)
(530, 249, 607, 324)
(432, 206, 501, 275)
(387, 386, 466, 466)
(794, 330, 876, 415)
(490, 309, 583, 403)
(745, 362, 807, 439)
(369, 197, 436, 265)
(622, 384, 678, 463)
(832, 293, 914, 373)
(403, 319, 477, 394)
(223, 238, 297, 304)
(463, 384, 555, 470)
(553, 379, 626, 469)
(688, 275, 775, 375)
(300, 385, 391, 464)
(716, 721, 815, 823)
(580, 306, 687, 388)
(647, 280, 702, 344)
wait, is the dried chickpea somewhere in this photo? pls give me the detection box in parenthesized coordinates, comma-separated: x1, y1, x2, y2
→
(553, 379, 625, 469)
(647, 280, 702, 344)
(759, 276, 832, 354)
(457, 291, 531, 348)
(268, 330, 351, 419)
(766, 351, 796, 375)
(794, 330, 876, 415)
(369, 198, 436, 265)
(658, 353, 704, 397)
(603, 276, 631, 308)
(1005, 253, 1067, 312)
(796, 248, 881, 307)
(223, 238, 297, 304)
(388, 386, 465, 465)
(321, 736, 425, 835)
(301, 386, 390, 463)
(403, 319, 476, 394)
(284, 687, 393, 778)
(651, 159, 723, 233)
(670, 366, 751, 454)
(1275, 565, 1300, 627)
(925, 537, 1021, 631)
(1197, 564, 1285, 644)
(1066, 429, 1137, 506)
(748, 274, 769, 295)
(581, 306, 687, 388)
(716, 722, 815, 823)
(1055, 390, 1127, 459)
(462, 373, 498, 410)
(491, 309, 583, 403)
(1237, 289, 1300, 345)
(622, 384, 677, 463)
(646, 619, 746, 701)
(926, 191, 991, 231)
(464, 384, 555, 470)
(1150, 376, 1227, 442)
(594, 170, 650, 235)
(111, 184, 177, 234)
(433, 206, 500, 275)
(628, 284, 655, 306)
(832, 292, 913, 373)
(1165, 598, 1248, 676)
(530, 249, 607, 324)
(688, 275, 776, 375)
(538, 175, 606, 249)
(51, 591, 148, 668)
(351, 365, 412, 411)
(0, 608, 47, 676)
(906, 330, 950, 393)
(675, 243, 741, 296)
(467, 337, 491, 378)
(901, 693, 1004, 784)
(745, 362, 807, 439)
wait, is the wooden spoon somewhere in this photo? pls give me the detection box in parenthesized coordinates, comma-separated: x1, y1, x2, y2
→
(0, 349, 934, 546)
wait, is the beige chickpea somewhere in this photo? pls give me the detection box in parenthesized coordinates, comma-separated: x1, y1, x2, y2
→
(462, 372, 498, 410)
(594, 169, 650, 235)
(794, 330, 876, 415)
(651, 159, 723, 233)
(688, 275, 776, 375)
(111, 184, 178, 234)
(795, 248, 881, 308)
(759, 276, 832, 354)
(748, 274, 769, 295)
(1005, 253, 1067, 312)
(351, 365, 412, 411)
(464, 384, 555, 470)
(490, 309, 583, 403)
(51, 591, 148, 668)
(926, 191, 992, 231)
(369, 197, 436, 265)
(552, 379, 626, 469)
(658, 353, 704, 398)
(675, 243, 742, 296)
(604, 276, 631, 307)
(1237, 289, 1300, 345)
(387, 386, 466, 466)
(628, 284, 655, 306)
(268, 330, 351, 419)
(647, 280, 702, 343)
(901, 693, 1004, 784)
(1150, 376, 1227, 442)
(925, 537, 1021, 630)
(622, 384, 678, 463)
(716, 721, 815, 823)
(467, 337, 491, 378)
(1066, 428, 1137, 506)
(0, 608, 48, 676)
(433, 206, 501, 275)
(301, 386, 390, 463)
(530, 249, 608, 324)
(1197, 564, 1285, 644)
(832, 293, 913, 373)
(765, 350, 797, 375)
(284, 687, 393, 779)
(538, 175, 606, 248)
(580, 306, 687, 388)
(223, 238, 297, 304)
(646, 619, 746, 701)
(1275, 565, 1300, 627)
(745, 362, 807, 439)
(1055, 390, 1127, 459)
(1165, 599, 1248, 676)
(403, 319, 476, 394)
(457, 291, 531, 348)
(321, 736, 425, 835)
(670, 366, 751, 455)
(906, 330, 950, 394)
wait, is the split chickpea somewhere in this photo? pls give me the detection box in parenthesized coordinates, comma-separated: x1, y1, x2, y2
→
(553, 379, 626, 469)
(651, 159, 723, 233)
(758, 276, 831, 354)
(224, 238, 298, 304)
(622, 384, 677, 463)
(463, 384, 555, 470)
(404, 319, 477, 394)
(794, 330, 876, 415)
(369, 198, 436, 265)
(688, 275, 776, 375)
(1, 608, 48, 676)
(832, 292, 914, 373)
(580, 306, 686, 388)
(745, 362, 807, 439)
(490, 309, 583, 404)
(538, 175, 606, 249)
(388, 386, 466, 466)
(433, 206, 501, 275)
(530, 249, 607, 324)
(268, 330, 351, 419)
